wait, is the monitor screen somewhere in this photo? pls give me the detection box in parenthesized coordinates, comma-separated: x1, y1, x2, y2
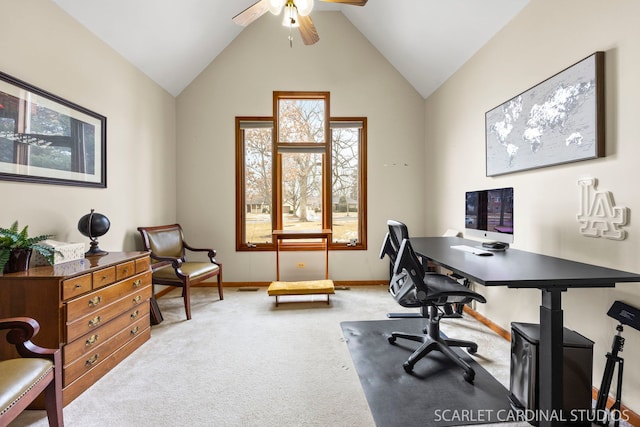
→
(465, 187, 514, 244)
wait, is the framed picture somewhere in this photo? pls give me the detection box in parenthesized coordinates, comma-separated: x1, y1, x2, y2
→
(0, 71, 106, 187)
(485, 52, 604, 177)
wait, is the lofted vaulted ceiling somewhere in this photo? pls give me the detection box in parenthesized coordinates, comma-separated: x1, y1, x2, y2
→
(52, 0, 529, 98)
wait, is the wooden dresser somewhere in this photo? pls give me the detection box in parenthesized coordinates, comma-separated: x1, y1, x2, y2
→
(0, 251, 152, 405)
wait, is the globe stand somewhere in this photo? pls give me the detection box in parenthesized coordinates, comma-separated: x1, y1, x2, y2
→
(86, 239, 108, 257)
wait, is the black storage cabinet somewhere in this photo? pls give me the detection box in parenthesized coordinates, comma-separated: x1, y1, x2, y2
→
(510, 322, 593, 425)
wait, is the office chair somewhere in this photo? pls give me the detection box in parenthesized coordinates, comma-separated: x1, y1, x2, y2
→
(137, 224, 223, 320)
(386, 236, 487, 383)
(380, 220, 467, 318)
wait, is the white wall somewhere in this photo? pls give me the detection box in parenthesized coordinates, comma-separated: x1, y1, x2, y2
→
(176, 12, 425, 282)
(0, 0, 177, 251)
(425, 0, 640, 412)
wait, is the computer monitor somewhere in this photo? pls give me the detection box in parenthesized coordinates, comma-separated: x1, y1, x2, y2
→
(465, 187, 514, 244)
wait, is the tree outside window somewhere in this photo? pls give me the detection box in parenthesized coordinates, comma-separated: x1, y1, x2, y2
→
(236, 91, 366, 251)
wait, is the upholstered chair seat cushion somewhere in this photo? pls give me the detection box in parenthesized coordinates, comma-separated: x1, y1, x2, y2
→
(152, 262, 220, 282)
(0, 358, 53, 416)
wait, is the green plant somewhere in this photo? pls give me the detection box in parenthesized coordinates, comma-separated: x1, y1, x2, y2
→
(0, 221, 56, 271)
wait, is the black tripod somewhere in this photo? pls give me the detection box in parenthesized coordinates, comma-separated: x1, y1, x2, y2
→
(595, 324, 625, 427)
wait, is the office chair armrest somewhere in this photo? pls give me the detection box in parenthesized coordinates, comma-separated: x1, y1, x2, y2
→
(0, 317, 59, 361)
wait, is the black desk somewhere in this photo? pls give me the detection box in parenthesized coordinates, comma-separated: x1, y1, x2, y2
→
(410, 236, 640, 427)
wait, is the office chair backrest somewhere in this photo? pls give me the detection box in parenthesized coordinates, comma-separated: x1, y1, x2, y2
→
(393, 238, 428, 302)
(380, 220, 410, 282)
(387, 220, 409, 253)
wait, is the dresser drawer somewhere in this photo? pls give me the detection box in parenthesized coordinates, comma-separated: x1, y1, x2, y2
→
(135, 256, 150, 273)
(116, 261, 136, 281)
(92, 266, 116, 289)
(63, 314, 150, 386)
(63, 302, 150, 365)
(66, 271, 151, 322)
(66, 283, 151, 342)
(62, 274, 92, 300)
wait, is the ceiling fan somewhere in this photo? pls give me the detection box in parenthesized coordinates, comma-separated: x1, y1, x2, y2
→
(233, 0, 368, 46)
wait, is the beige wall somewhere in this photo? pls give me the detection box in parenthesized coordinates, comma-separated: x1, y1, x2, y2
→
(425, 0, 640, 412)
(6, 0, 639, 415)
(0, 0, 177, 251)
(176, 12, 425, 282)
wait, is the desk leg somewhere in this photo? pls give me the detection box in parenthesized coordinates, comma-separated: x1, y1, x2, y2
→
(539, 288, 564, 427)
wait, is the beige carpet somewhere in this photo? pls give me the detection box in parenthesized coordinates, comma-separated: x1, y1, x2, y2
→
(11, 286, 521, 427)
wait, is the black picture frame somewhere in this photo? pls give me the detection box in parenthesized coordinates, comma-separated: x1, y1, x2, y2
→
(0, 71, 106, 188)
(485, 52, 604, 177)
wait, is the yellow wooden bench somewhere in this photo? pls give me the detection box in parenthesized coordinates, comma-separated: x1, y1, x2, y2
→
(267, 279, 335, 306)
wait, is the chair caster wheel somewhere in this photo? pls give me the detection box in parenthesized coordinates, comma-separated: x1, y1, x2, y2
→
(403, 362, 413, 373)
(387, 336, 396, 344)
(463, 370, 475, 383)
(468, 345, 478, 355)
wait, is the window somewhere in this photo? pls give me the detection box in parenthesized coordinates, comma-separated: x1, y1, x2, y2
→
(236, 91, 367, 251)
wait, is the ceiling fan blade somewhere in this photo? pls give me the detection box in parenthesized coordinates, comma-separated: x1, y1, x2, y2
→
(320, 0, 368, 5)
(298, 15, 320, 45)
(232, 0, 270, 27)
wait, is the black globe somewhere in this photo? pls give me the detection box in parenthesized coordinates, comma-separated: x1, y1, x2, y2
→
(78, 210, 110, 256)
(78, 212, 110, 238)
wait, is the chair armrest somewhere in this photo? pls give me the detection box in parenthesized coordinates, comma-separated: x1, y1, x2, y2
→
(0, 317, 58, 361)
(183, 241, 218, 262)
(149, 253, 184, 268)
(150, 260, 173, 273)
(148, 253, 192, 279)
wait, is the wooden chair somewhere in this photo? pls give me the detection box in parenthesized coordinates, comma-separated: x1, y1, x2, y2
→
(0, 317, 63, 427)
(137, 224, 223, 320)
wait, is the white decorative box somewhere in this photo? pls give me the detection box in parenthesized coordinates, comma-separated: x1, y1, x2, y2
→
(31, 240, 85, 266)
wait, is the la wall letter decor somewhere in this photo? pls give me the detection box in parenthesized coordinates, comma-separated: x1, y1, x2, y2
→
(577, 178, 628, 240)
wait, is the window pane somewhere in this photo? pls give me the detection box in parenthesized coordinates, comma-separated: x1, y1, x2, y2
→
(332, 126, 360, 244)
(282, 152, 323, 234)
(244, 127, 273, 244)
(278, 98, 325, 143)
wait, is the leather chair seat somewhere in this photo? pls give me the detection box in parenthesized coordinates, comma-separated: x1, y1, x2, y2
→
(153, 262, 220, 281)
(0, 358, 53, 416)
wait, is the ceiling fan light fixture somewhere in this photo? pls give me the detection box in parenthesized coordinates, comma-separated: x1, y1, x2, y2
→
(268, 0, 286, 15)
(296, 0, 314, 16)
(282, 2, 300, 28)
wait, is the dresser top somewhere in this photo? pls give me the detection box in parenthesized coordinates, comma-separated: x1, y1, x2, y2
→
(1, 251, 149, 279)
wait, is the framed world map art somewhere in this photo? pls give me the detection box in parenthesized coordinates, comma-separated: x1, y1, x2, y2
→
(485, 52, 605, 176)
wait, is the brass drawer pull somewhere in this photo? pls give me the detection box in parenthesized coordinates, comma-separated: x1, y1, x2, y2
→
(132, 295, 142, 305)
(85, 334, 99, 347)
(88, 316, 102, 328)
(75, 283, 83, 289)
(85, 354, 99, 367)
(130, 310, 140, 319)
(132, 279, 142, 288)
(130, 326, 140, 336)
(88, 295, 102, 307)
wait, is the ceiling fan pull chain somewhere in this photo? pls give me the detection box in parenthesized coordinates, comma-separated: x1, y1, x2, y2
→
(288, 24, 293, 48)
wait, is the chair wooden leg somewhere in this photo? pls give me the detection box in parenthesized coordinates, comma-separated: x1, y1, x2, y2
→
(43, 360, 63, 427)
(183, 282, 192, 320)
(217, 272, 224, 300)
